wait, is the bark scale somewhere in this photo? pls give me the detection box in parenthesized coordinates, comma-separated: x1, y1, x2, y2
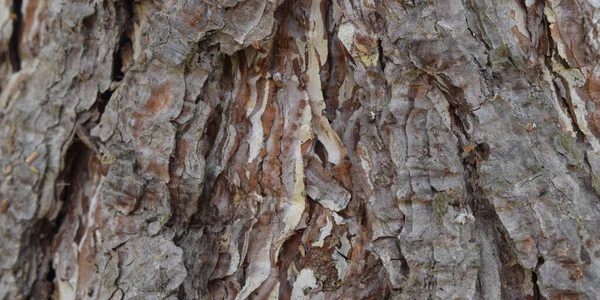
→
(1, 0, 600, 299)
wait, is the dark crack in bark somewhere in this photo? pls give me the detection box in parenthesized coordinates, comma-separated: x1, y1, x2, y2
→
(532, 256, 546, 300)
(436, 74, 526, 298)
(8, 0, 21, 72)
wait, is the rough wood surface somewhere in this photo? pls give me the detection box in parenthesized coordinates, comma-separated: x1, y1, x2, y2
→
(1, 0, 600, 299)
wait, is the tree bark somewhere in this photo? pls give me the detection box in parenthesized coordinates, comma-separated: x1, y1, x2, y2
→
(1, 0, 600, 299)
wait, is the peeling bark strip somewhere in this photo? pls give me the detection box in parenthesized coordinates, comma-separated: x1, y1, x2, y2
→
(2, 0, 600, 299)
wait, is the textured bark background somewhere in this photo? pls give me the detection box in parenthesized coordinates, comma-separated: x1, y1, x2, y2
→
(1, 0, 600, 299)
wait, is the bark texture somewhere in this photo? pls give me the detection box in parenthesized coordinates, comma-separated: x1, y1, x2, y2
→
(1, 0, 600, 299)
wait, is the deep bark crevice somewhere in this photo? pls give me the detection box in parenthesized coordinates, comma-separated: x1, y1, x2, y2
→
(27, 218, 59, 299)
(538, 4, 589, 149)
(550, 73, 586, 142)
(314, 139, 328, 166)
(28, 139, 92, 299)
(323, 0, 337, 121)
(539, 5, 583, 142)
(9, 0, 22, 71)
(437, 74, 526, 297)
(111, 0, 135, 83)
(377, 38, 385, 71)
(54, 139, 90, 238)
(111, 47, 125, 83)
(166, 60, 220, 232)
(98, 90, 112, 116)
(532, 256, 545, 300)
(42, 271, 56, 299)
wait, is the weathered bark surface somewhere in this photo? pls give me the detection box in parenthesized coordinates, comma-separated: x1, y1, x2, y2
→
(1, 0, 600, 299)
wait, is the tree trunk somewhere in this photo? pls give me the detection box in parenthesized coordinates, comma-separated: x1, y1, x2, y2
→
(1, 0, 600, 299)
